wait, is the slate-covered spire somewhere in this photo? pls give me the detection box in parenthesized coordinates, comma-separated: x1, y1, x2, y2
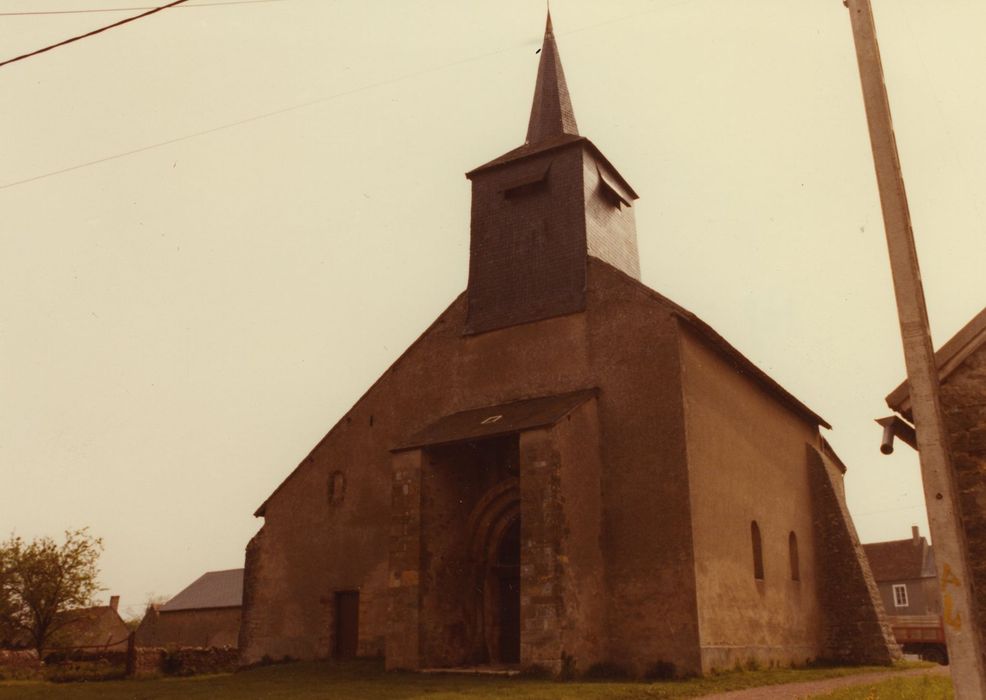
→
(525, 10, 579, 144)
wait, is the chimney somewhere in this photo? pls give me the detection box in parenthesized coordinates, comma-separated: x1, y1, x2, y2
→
(912, 525, 920, 544)
(109, 595, 120, 612)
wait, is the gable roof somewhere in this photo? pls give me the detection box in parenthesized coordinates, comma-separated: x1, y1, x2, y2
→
(254, 260, 831, 517)
(886, 306, 986, 413)
(603, 261, 831, 430)
(38, 604, 130, 651)
(160, 569, 243, 612)
(862, 538, 933, 582)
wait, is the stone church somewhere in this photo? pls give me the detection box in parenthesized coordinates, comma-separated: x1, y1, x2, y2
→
(239, 15, 897, 676)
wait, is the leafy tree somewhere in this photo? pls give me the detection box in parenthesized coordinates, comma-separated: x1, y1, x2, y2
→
(0, 529, 103, 651)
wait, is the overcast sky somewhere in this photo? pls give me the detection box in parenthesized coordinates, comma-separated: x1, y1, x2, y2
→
(2, 0, 983, 620)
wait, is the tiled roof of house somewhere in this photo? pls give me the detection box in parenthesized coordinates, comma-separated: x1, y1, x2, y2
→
(863, 538, 933, 582)
(160, 569, 243, 612)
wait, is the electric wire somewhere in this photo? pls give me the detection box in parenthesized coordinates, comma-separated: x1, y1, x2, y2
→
(0, 0, 283, 17)
(0, 0, 710, 190)
(0, 0, 189, 68)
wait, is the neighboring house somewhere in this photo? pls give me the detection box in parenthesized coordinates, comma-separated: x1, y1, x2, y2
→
(863, 526, 940, 617)
(882, 306, 986, 635)
(238, 13, 898, 677)
(136, 569, 242, 648)
(47, 596, 130, 653)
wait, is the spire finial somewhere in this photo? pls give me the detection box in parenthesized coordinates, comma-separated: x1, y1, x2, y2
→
(525, 8, 578, 144)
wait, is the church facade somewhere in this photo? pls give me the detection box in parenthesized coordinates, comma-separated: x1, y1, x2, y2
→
(239, 16, 897, 676)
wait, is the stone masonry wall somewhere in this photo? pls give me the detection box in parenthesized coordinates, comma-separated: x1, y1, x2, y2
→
(940, 343, 986, 642)
(386, 449, 424, 670)
(133, 646, 238, 677)
(807, 444, 900, 664)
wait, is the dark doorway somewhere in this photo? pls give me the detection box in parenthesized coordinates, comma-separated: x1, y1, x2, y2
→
(334, 590, 359, 659)
(495, 519, 521, 664)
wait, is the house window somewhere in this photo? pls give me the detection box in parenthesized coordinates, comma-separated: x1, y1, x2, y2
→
(789, 532, 800, 581)
(329, 471, 346, 505)
(893, 583, 909, 608)
(751, 521, 764, 580)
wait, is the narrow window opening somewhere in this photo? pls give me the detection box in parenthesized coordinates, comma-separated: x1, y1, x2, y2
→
(751, 521, 764, 580)
(893, 583, 909, 608)
(789, 531, 800, 581)
(329, 471, 346, 505)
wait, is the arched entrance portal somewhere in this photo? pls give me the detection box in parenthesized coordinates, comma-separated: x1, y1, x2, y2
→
(466, 478, 521, 666)
(492, 518, 520, 664)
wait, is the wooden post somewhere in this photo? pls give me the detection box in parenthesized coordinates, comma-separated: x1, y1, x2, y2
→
(844, 1, 986, 696)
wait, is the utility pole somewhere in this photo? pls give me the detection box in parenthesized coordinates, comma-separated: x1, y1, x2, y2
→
(843, 1, 986, 696)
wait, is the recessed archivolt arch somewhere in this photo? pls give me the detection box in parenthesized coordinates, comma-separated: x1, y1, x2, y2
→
(466, 477, 520, 566)
(463, 478, 520, 663)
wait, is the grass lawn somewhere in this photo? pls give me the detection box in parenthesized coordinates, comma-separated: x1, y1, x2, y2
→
(0, 659, 934, 700)
(811, 673, 952, 699)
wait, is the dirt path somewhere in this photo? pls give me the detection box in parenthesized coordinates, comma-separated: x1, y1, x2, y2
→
(697, 664, 949, 699)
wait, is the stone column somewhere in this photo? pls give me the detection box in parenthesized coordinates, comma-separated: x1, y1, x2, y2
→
(387, 449, 424, 670)
(519, 429, 564, 672)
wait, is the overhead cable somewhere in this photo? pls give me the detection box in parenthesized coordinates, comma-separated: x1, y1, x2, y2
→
(0, 0, 189, 68)
(0, 0, 283, 17)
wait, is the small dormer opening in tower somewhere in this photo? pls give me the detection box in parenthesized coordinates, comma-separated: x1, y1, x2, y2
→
(597, 165, 631, 209)
(503, 163, 551, 199)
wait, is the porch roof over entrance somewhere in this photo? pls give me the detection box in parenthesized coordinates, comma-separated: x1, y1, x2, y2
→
(393, 388, 598, 452)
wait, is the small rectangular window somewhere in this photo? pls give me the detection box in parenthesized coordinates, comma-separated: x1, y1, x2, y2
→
(893, 583, 909, 608)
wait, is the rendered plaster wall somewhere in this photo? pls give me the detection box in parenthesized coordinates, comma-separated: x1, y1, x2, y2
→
(583, 261, 701, 676)
(241, 259, 805, 676)
(678, 324, 825, 672)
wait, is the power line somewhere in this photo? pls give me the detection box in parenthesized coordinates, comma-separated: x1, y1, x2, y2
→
(0, 0, 189, 68)
(0, 0, 283, 17)
(0, 2, 706, 190)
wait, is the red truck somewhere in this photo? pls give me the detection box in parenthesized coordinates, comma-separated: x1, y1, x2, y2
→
(888, 614, 948, 664)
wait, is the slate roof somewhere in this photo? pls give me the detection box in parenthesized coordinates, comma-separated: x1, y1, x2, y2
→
(525, 10, 578, 144)
(160, 569, 243, 612)
(886, 305, 986, 414)
(394, 389, 597, 451)
(863, 538, 934, 582)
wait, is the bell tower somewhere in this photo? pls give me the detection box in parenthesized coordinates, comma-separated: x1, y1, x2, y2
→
(464, 11, 641, 335)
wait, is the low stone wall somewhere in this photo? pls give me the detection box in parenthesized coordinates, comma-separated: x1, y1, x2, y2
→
(0, 649, 40, 670)
(134, 646, 239, 677)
